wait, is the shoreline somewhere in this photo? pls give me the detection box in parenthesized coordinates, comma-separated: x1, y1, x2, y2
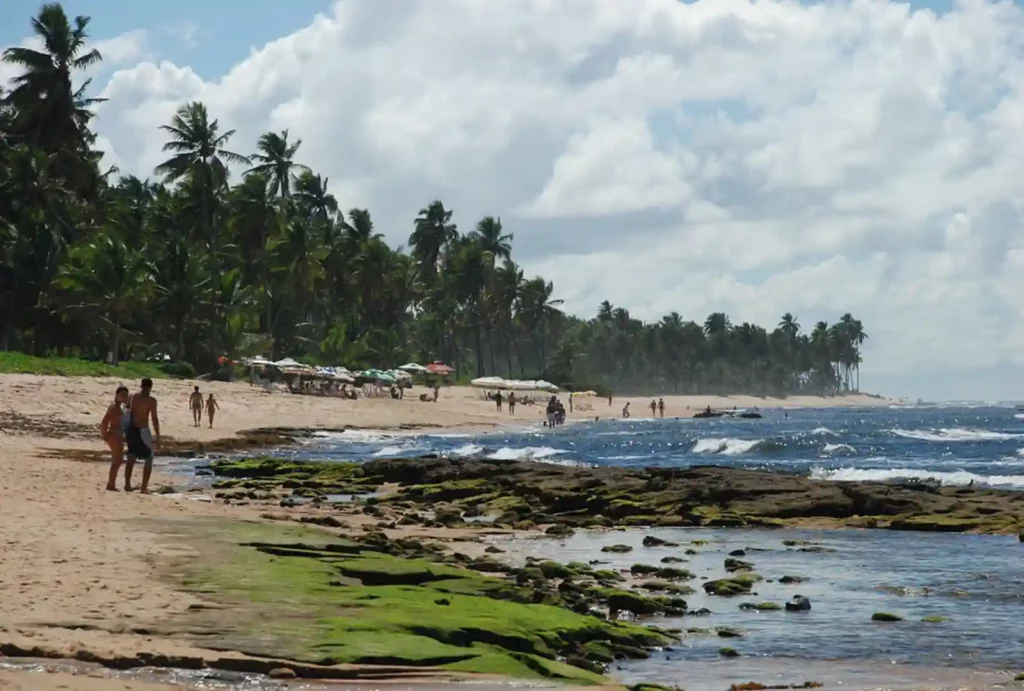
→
(7, 373, 1018, 691)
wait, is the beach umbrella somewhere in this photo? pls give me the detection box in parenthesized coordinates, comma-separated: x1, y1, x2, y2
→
(390, 369, 412, 380)
(426, 361, 455, 375)
(398, 363, 428, 373)
(535, 380, 559, 393)
(274, 357, 311, 370)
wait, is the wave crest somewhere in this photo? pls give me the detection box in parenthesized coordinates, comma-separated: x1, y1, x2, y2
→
(892, 427, 1024, 442)
(810, 466, 1024, 488)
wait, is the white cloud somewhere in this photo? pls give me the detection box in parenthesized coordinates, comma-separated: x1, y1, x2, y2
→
(12, 0, 1024, 396)
(94, 30, 148, 66)
(523, 118, 694, 217)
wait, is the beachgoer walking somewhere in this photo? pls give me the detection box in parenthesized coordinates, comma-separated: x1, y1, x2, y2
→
(99, 385, 129, 491)
(569, 394, 573, 413)
(206, 393, 219, 428)
(433, 384, 440, 402)
(495, 390, 503, 412)
(124, 377, 161, 494)
(658, 398, 665, 418)
(189, 386, 203, 427)
(649, 399, 657, 416)
(622, 402, 631, 419)
(508, 392, 516, 415)
(608, 391, 613, 407)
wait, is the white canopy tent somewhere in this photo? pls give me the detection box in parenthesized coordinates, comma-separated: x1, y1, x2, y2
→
(470, 377, 559, 393)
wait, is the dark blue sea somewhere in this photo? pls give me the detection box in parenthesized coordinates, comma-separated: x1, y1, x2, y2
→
(274, 404, 1024, 488)
(169, 404, 1024, 688)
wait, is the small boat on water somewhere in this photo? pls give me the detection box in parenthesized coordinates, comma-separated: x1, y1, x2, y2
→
(738, 412, 762, 419)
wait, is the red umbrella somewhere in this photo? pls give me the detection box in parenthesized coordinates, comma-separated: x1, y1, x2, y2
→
(425, 361, 454, 375)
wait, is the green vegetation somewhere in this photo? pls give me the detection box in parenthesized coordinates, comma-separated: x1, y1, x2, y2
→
(0, 3, 868, 393)
(703, 575, 762, 597)
(739, 602, 782, 611)
(175, 521, 673, 683)
(0, 351, 167, 378)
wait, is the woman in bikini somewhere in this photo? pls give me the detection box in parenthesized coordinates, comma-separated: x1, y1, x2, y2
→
(99, 385, 130, 491)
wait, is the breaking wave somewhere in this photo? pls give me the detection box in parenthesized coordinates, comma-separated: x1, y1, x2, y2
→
(691, 437, 778, 455)
(487, 446, 566, 461)
(891, 427, 1024, 442)
(810, 466, 1024, 489)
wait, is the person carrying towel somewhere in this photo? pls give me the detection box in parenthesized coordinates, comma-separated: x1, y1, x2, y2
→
(124, 377, 161, 494)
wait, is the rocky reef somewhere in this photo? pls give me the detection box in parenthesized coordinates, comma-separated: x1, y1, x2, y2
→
(208, 456, 1024, 535)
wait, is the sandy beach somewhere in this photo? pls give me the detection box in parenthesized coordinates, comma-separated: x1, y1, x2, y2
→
(0, 374, 895, 690)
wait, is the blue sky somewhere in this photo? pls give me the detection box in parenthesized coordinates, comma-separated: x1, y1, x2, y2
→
(1, 0, 333, 78)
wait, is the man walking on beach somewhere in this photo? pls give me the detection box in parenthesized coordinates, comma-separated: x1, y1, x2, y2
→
(125, 377, 161, 494)
(189, 386, 203, 426)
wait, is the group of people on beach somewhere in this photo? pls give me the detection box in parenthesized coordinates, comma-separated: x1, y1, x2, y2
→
(98, 378, 161, 493)
(98, 380, 222, 493)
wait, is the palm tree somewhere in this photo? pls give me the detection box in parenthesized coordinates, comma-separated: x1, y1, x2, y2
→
(778, 312, 800, 338)
(152, 235, 210, 360)
(519, 277, 563, 372)
(704, 312, 732, 337)
(0, 144, 74, 349)
(492, 260, 523, 376)
(452, 239, 490, 376)
(292, 170, 337, 224)
(53, 231, 154, 363)
(343, 209, 381, 245)
(1, 3, 103, 155)
(469, 216, 512, 263)
(410, 200, 457, 283)
(247, 130, 309, 198)
(155, 101, 249, 246)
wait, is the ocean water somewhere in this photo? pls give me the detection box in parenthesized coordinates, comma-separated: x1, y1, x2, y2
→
(173, 404, 1024, 686)
(285, 404, 1024, 488)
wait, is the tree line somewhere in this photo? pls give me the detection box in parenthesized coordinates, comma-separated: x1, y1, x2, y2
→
(0, 3, 867, 396)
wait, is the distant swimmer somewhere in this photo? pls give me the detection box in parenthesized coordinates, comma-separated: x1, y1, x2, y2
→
(622, 402, 631, 419)
(124, 377, 160, 494)
(189, 386, 203, 427)
(206, 393, 219, 429)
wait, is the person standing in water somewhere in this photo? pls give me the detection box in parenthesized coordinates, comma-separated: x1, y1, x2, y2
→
(99, 385, 130, 491)
(206, 393, 219, 428)
(124, 378, 160, 494)
(189, 386, 203, 427)
(658, 398, 665, 418)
